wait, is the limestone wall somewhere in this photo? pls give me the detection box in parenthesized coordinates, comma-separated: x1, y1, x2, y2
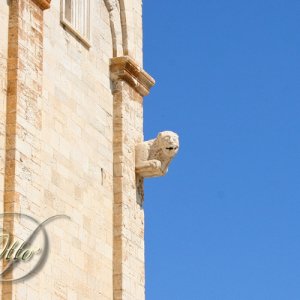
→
(1, 0, 114, 298)
(31, 0, 114, 298)
(0, 0, 150, 299)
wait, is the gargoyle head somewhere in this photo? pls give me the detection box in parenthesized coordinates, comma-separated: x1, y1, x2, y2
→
(157, 131, 179, 157)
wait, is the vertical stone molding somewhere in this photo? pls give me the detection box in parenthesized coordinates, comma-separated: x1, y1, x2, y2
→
(110, 56, 155, 300)
(103, 0, 123, 57)
(2, 0, 48, 297)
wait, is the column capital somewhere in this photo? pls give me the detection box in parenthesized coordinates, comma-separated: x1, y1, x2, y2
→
(32, 0, 51, 10)
(110, 56, 155, 97)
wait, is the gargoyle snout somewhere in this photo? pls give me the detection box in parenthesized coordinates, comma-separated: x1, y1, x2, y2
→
(166, 146, 178, 150)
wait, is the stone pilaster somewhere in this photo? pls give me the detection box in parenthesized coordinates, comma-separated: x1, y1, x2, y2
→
(2, 0, 49, 297)
(111, 56, 155, 300)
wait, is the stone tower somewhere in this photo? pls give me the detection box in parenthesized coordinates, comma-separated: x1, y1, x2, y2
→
(0, 0, 178, 299)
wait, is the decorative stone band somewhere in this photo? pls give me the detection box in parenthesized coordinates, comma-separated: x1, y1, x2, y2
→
(32, 0, 51, 10)
(110, 56, 155, 97)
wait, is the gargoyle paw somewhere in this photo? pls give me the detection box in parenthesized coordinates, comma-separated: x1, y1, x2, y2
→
(150, 160, 161, 169)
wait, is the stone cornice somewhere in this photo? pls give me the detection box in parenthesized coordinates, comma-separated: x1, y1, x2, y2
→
(110, 56, 155, 97)
(32, 0, 51, 10)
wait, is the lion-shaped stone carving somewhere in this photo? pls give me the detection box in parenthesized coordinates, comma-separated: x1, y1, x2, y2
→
(135, 131, 179, 178)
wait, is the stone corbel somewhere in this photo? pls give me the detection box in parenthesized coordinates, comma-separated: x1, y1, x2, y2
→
(110, 56, 155, 96)
(32, 0, 51, 10)
(135, 131, 179, 178)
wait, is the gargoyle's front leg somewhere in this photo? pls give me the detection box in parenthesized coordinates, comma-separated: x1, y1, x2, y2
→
(136, 159, 163, 177)
(136, 159, 162, 171)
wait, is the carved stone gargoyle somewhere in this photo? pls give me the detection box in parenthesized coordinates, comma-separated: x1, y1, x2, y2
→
(135, 131, 179, 178)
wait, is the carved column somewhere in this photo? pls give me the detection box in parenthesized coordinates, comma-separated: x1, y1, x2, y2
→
(111, 56, 155, 300)
(2, 0, 49, 297)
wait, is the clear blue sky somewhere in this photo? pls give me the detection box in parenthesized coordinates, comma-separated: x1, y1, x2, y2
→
(143, 1, 300, 299)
